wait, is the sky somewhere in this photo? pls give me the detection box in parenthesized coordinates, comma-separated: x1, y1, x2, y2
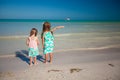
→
(0, 0, 120, 20)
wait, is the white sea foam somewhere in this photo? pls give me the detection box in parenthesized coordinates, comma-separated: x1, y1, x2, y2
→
(55, 33, 72, 37)
(56, 32, 120, 36)
(0, 35, 28, 39)
(0, 32, 120, 39)
(54, 44, 120, 53)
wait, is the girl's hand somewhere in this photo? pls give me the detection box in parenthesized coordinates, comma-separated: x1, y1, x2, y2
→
(51, 26, 64, 32)
(56, 26, 64, 29)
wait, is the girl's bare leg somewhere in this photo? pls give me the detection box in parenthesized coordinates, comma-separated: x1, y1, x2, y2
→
(30, 57, 32, 66)
(49, 53, 53, 64)
(34, 57, 37, 65)
(44, 54, 48, 64)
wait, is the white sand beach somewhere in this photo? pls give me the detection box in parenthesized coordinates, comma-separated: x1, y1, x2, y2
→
(0, 48, 120, 80)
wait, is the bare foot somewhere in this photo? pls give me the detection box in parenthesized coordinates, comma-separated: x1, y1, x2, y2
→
(29, 64, 32, 67)
(44, 61, 48, 64)
(49, 61, 52, 64)
(34, 62, 38, 65)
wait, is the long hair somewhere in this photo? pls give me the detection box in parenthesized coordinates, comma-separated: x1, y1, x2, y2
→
(41, 22, 51, 38)
(43, 22, 51, 32)
(30, 28, 38, 36)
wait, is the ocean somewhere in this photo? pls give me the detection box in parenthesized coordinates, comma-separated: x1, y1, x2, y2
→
(0, 19, 120, 55)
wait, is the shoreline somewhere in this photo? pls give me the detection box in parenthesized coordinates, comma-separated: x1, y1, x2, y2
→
(0, 47, 120, 57)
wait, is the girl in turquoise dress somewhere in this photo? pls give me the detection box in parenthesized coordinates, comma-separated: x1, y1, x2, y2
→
(41, 22, 64, 64)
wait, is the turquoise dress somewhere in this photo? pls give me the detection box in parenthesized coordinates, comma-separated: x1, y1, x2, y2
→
(43, 31, 54, 54)
(28, 48, 39, 57)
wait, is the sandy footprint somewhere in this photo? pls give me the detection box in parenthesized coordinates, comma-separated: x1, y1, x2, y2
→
(70, 68, 82, 73)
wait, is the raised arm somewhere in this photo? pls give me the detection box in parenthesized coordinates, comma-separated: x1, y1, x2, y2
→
(51, 26, 64, 32)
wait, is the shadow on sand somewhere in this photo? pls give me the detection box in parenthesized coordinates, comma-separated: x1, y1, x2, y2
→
(15, 50, 44, 65)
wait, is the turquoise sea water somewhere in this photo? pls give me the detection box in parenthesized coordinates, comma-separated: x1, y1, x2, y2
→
(0, 19, 120, 55)
(0, 19, 120, 36)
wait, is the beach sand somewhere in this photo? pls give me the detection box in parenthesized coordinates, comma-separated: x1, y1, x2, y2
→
(0, 48, 120, 80)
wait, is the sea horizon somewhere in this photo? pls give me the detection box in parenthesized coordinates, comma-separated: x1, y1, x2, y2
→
(0, 19, 120, 22)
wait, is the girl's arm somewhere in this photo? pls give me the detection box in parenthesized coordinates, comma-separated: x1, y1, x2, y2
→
(26, 38, 29, 46)
(41, 37, 44, 49)
(51, 26, 64, 32)
(36, 37, 40, 46)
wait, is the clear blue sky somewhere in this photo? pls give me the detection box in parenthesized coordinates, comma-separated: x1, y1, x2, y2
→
(0, 0, 120, 20)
